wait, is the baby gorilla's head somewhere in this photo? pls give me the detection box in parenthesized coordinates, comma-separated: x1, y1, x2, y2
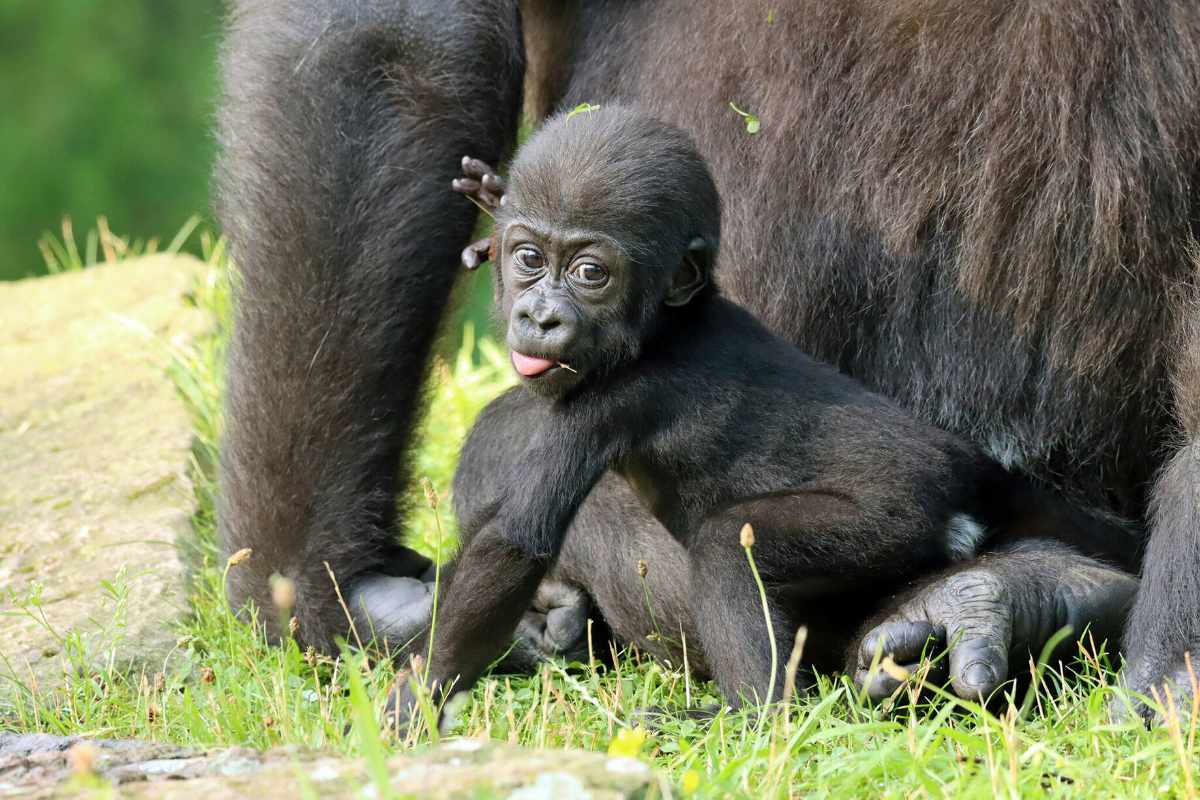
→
(495, 105, 721, 396)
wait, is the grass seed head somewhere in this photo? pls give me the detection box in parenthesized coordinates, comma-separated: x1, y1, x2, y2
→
(270, 574, 297, 611)
(740, 523, 755, 548)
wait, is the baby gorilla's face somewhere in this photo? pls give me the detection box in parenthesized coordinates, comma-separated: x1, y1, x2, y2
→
(497, 218, 647, 397)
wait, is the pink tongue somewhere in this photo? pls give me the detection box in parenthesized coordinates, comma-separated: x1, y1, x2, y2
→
(511, 351, 556, 377)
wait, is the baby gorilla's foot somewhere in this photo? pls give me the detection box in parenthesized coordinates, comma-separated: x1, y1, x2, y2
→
(496, 579, 593, 672)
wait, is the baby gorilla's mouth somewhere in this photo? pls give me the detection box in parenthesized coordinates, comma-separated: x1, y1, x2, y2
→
(511, 351, 575, 377)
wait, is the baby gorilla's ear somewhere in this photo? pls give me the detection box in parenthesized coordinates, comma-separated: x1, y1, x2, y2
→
(664, 237, 711, 307)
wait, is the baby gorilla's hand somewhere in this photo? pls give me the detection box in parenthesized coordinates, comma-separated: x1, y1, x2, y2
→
(452, 156, 505, 270)
(383, 661, 449, 741)
(453, 156, 506, 209)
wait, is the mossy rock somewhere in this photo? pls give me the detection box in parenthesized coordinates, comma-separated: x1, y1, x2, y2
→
(0, 255, 210, 693)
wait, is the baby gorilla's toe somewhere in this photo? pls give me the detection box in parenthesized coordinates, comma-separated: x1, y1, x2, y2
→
(496, 580, 593, 672)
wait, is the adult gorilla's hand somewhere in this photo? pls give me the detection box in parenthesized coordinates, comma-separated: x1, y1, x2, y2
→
(852, 541, 1137, 701)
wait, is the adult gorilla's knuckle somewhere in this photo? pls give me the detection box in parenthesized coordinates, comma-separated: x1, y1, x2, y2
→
(940, 569, 1007, 606)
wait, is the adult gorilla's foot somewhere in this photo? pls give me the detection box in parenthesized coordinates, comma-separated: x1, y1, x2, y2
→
(851, 541, 1137, 701)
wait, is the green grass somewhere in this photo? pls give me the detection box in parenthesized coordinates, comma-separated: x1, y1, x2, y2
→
(3, 241, 1199, 798)
(36, 214, 203, 274)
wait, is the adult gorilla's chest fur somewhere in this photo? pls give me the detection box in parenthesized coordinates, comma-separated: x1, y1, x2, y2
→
(546, 0, 1192, 524)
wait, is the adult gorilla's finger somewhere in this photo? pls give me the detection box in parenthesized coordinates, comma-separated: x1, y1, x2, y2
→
(854, 620, 944, 700)
(939, 573, 1014, 699)
(856, 620, 943, 669)
(945, 629, 1011, 700)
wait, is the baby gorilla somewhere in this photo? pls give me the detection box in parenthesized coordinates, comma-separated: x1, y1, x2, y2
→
(392, 105, 1125, 723)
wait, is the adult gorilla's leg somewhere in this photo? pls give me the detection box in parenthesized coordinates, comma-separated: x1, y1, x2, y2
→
(851, 540, 1137, 700)
(215, 0, 523, 651)
(1124, 309, 1200, 717)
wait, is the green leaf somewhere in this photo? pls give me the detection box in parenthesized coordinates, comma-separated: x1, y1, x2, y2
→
(728, 102, 761, 135)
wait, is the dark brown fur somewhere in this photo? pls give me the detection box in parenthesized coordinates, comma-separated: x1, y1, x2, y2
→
(215, 0, 524, 645)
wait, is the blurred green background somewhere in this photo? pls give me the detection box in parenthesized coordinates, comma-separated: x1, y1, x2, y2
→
(0, 2, 224, 281)
(0, 1, 494, 339)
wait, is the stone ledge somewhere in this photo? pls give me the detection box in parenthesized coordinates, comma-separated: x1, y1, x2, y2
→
(0, 734, 659, 799)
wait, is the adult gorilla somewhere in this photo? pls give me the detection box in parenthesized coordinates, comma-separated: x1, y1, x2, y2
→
(215, 1, 1200, 714)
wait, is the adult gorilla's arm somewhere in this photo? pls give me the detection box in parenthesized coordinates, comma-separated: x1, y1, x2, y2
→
(215, 0, 523, 650)
(850, 540, 1137, 700)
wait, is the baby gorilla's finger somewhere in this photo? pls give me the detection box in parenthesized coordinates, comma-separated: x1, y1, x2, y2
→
(452, 177, 482, 196)
(461, 237, 492, 270)
(481, 172, 506, 195)
(461, 246, 481, 270)
(477, 186, 503, 208)
(462, 156, 495, 180)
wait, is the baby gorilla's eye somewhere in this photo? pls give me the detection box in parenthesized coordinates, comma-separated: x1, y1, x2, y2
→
(571, 262, 608, 287)
(514, 247, 545, 272)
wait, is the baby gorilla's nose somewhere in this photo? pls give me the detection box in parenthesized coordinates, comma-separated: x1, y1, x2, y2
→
(511, 294, 579, 354)
(521, 301, 562, 332)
